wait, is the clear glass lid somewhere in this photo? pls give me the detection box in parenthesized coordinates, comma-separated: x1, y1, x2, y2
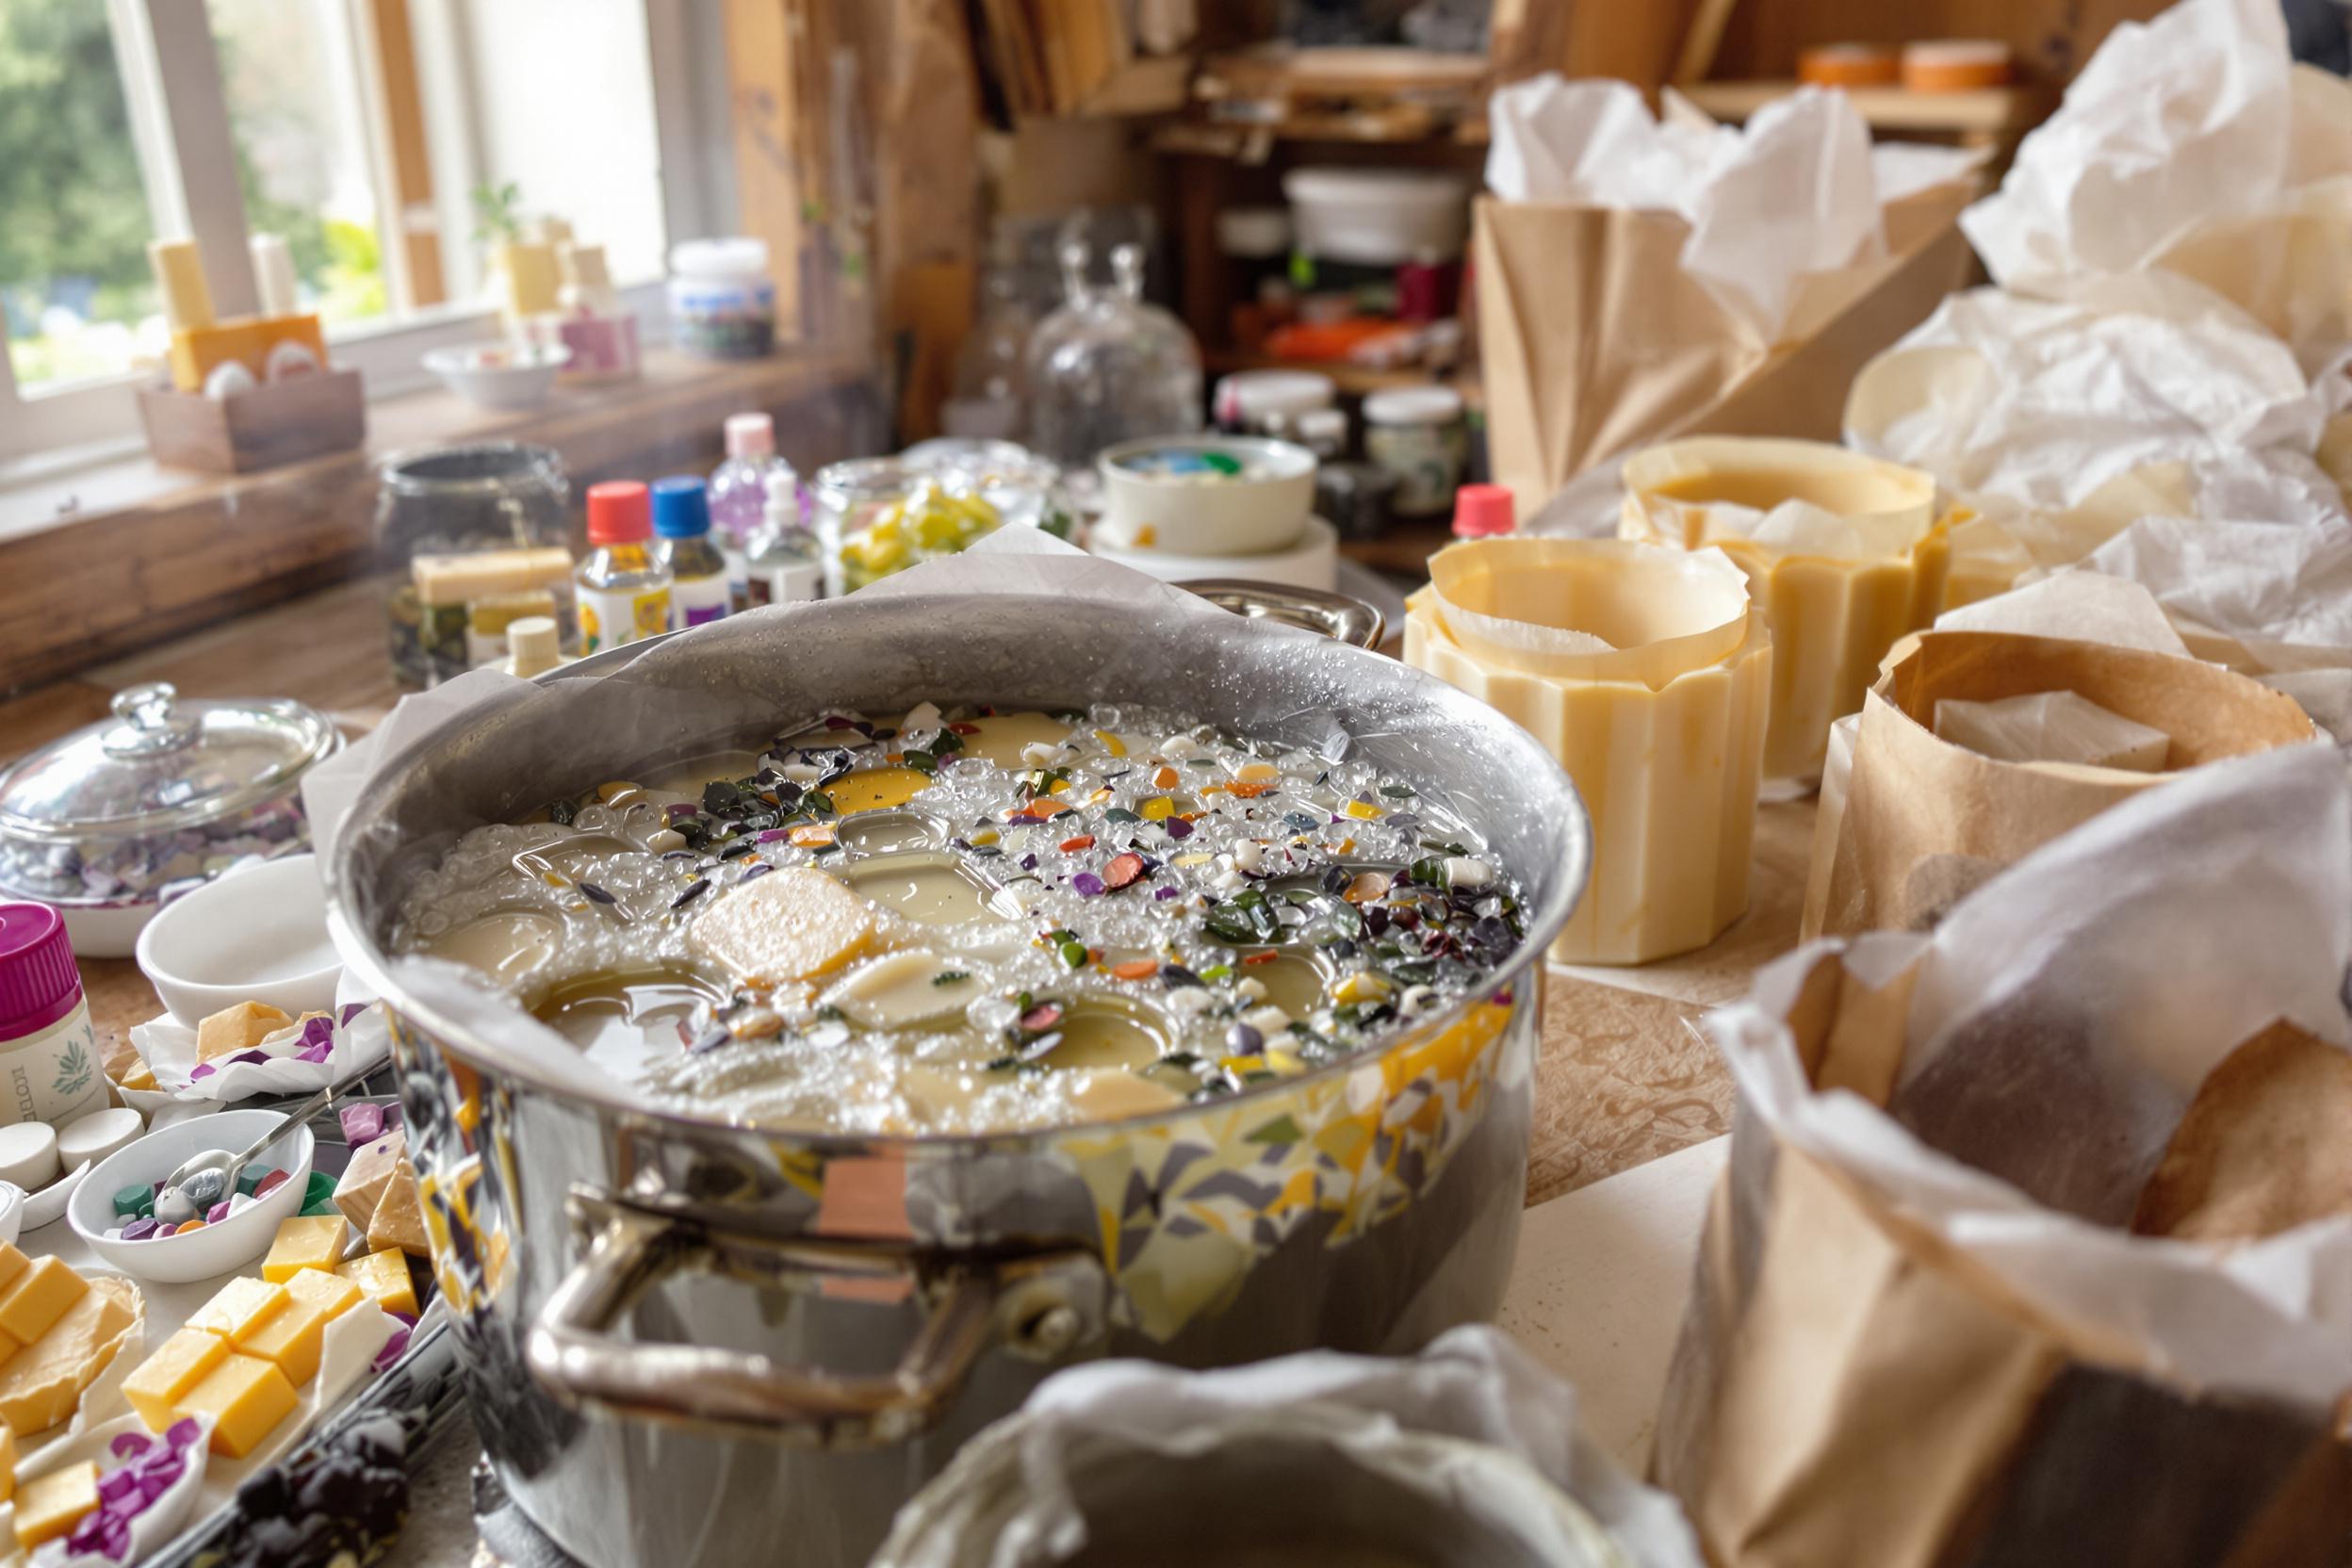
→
(0, 682, 340, 841)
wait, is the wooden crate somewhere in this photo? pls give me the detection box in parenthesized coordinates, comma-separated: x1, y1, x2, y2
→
(136, 368, 368, 474)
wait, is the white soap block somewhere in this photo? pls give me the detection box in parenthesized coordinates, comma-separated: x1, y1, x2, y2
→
(57, 1107, 143, 1171)
(0, 1122, 59, 1192)
(1934, 691, 2172, 772)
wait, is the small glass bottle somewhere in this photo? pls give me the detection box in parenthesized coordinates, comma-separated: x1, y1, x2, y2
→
(709, 413, 794, 609)
(575, 482, 673, 654)
(502, 616, 575, 678)
(651, 476, 731, 629)
(744, 469, 824, 605)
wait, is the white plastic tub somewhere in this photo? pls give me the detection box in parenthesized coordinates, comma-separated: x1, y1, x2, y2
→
(1283, 168, 1472, 266)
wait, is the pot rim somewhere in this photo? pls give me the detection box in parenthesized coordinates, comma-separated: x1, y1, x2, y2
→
(328, 596, 1591, 1153)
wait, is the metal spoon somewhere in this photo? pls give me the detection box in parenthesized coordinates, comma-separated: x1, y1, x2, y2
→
(154, 1086, 334, 1225)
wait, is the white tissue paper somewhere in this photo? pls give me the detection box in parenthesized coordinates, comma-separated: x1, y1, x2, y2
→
(1934, 571, 2193, 659)
(870, 1325, 1702, 1568)
(126, 1002, 391, 1105)
(1933, 692, 2172, 771)
(1715, 742, 2352, 1414)
(1846, 278, 2350, 571)
(1961, 0, 2352, 355)
(1485, 75, 1978, 345)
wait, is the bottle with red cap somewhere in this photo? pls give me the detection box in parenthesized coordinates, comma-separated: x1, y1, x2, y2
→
(1451, 482, 1516, 540)
(575, 482, 675, 654)
(0, 905, 106, 1130)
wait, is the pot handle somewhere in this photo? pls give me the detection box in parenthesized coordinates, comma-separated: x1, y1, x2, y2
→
(527, 1197, 1106, 1445)
(1184, 580, 1386, 649)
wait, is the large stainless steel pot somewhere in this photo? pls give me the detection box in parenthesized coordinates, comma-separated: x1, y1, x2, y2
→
(326, 576, 1590, 1568)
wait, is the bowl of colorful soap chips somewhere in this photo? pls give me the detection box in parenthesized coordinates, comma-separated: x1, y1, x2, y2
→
(67, 1110, 317, 1283)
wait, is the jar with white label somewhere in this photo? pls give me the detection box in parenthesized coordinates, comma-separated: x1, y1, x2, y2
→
(0, 905, 105, 1131)
(1364, 385, 1467, 517)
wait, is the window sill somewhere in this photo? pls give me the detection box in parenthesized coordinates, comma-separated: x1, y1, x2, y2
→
(0, 344, 874, 694)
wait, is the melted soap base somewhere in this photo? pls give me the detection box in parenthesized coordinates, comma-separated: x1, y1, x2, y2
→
(392, 707, 1525, 1135)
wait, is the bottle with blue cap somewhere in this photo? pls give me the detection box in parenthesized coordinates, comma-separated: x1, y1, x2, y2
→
(650, 475, 733, 629)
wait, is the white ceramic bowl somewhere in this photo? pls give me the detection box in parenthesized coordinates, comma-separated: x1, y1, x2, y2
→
(136, 855, 341, 1026)
(58, 900, 162, 961)
(69, 1109, 315, 1284)
(1282, 167, 1471, 266)
(422, 341, 571, 411)
(1096, 436, 1317, 557)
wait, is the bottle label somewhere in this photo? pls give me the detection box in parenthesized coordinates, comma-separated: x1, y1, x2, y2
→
(578, 584, 671, 652)
(671, 571, 732, 629)
(0, 1006, 103, 1129)
(763, 559, 823, 604)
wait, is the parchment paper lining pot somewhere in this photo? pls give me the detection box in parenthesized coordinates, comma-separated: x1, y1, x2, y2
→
(321, 553, 1590, 1568)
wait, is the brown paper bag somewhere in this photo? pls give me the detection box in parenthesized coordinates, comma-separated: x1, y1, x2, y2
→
(1658, 754, 2352, 1568)
(1477, 179, 1978, 511)
(1803, 630, 2317, 939)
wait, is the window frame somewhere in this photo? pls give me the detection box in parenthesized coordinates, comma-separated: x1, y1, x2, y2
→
(0, 0, 724, 474)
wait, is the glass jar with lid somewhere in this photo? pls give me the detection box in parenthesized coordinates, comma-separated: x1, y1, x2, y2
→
(1023, 240, 1204, 469)
(377, 442, 574, 687)
(0, 683, 342, 956)
(813, 457, 1006, 596)
(899, 438, 1075, 542)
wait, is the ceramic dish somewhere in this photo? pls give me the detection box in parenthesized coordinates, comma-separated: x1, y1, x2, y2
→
(135, 854, 341, 1025)
(67, 1109, 315, 1283)
(22, 1159, 90, 1232)
(1088, 513, 1340, 593)
(422, 342, 572, 411)
(1095, 436, 1315, 557)
(0, 1181, 24, 1246)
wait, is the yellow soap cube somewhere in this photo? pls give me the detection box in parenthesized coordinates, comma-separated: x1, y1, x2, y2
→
(0, 1258, 87, 1346)
(335, 1250, 417, 1318)
(0, 1242, 28, 1294)
(237, 1298, 332, 1386)
(284, 1267, 363, 1322)
(188, 1276, 288, 1344)
(175, 1353, 297, 1459)
(0, 1423, 14, 1501)
(14, 1459, 98, 1549)
(122, 1328, 230, 1432)
(261, 1215, 350, 1282)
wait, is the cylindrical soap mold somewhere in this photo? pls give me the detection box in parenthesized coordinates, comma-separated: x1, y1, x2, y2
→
(1619, 436, 1949, 783)
(1405, 538, 1771, 967)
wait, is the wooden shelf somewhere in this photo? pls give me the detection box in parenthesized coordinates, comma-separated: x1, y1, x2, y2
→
(1152, 114, 1486, 158)
(1680, 79, 2051, 136)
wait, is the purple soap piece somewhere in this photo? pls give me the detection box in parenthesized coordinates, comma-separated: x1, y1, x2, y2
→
(340, 1103, 385, 1147)
(300, 1014, 335, 1050)
(121, 1217, 160, 1241)
(188, 1063, 216, 1080)
(230, 1049, 271, 1065)
(206, 1200, 232, 1224)
(372, 1326, 413, 1371)
(297, 1039, 334, 1063)
(108, 1431, 152, 1462)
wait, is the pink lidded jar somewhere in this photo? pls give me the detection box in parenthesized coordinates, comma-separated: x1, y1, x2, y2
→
(0, 904, 104, 1129)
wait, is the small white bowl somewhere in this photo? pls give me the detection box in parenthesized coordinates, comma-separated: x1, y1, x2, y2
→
(136, 855, 341, 1026)
(0, 1183, 24, 1248)
(57, 900, 162, 961)
(1097, 436, 1316, 557)
(69, 1109, 315, 1283)
(422, 341, 571, 411)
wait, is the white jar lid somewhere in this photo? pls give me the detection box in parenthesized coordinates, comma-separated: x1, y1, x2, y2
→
(1215, 370, 1335, 424)
(669, 237, 771, 279)
(1364, 385, 1463, 426)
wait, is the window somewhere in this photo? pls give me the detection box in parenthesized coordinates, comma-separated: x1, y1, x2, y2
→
(0, 0, 729, 469)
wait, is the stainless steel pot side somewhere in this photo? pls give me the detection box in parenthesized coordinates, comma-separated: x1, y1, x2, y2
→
(327, 583, 1591, 1568)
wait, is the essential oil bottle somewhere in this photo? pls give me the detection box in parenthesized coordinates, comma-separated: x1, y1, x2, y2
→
(575, 482, 673, 653)
(651, 475, 732, 629)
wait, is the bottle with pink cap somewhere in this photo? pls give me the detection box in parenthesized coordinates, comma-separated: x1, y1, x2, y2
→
(708, 413, 801, 611)
(0, 904, 106, 1130)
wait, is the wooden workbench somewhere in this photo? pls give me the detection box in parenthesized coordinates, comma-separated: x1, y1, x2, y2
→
(0, 574, 1811, 1204)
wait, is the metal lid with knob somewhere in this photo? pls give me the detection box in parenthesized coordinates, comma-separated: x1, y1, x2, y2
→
(0, 682, 341, 841)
